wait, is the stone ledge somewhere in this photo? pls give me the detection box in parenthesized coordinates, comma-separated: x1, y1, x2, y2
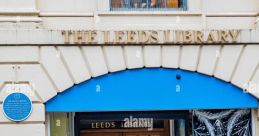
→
(206, 12, 258, 17)
(0, 10, 40, 16)
(0, 17, 42, 22)
(39, 12, 94, 17)
(98, 11, 202, 16)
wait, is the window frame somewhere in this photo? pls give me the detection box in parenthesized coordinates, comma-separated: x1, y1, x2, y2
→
(110, 0, 188, 11)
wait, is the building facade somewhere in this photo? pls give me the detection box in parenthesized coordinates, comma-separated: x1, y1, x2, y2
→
(0, 0, 259, 136)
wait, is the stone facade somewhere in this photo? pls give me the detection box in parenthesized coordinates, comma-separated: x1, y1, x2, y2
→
(0, 0, 258, 136)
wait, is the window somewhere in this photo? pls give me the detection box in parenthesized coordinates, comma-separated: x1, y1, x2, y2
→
(110, 0, 187, 11)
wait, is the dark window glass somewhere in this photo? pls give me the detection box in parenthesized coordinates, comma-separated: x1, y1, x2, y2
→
(192, 109, 252, 136)
(110, 0, 187, 11)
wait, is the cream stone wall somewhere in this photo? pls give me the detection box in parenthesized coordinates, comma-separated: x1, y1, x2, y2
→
(0, 45, 259, 98)
(0, 45, 258, 97)
(0, 0, 258, 136)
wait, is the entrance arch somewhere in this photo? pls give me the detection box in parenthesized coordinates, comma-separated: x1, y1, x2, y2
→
(46, 68, 258, 112)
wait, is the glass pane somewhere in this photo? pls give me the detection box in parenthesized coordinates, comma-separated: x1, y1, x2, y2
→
(110, 0, 185, 10)
(192, 109, 252, 136)
(174, 119, 186, 136)
(167, 0, 178, 8)
(111, 0, 123, 8)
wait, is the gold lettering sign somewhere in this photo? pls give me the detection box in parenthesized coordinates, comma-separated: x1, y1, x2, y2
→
(127, 31, 137, 43)
(74, 31, 85, 44)
(207, 31, 216, 43)
(218, 30, 228, 43)
(150, 31, 159, 43)
(62, 30, 241, 45)
(88, 31, 97, 44)
(163, 30, 170, 43)
(230, 30, 240, 43)
(103, 31, 110, 43)
(183, 31, 192, 43)
(175, 31, 182, 43)
(62, 30, 71, 44)
(114, 31, 125, 43)
(138, 31, 150, 44)
(194, 31, 203, 43)
(91, 122, 116, 129)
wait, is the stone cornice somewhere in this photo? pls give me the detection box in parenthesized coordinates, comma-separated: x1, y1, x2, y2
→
(0, 29, 258, 45)
(0, 10, 40, 16)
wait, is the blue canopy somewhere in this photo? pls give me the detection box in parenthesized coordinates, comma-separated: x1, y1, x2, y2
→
(46, 68, 258, 112)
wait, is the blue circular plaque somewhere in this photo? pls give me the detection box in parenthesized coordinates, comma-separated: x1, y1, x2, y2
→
(2, 93, 32, 122)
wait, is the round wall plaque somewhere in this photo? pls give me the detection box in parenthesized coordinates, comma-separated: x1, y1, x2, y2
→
(2, 93, 32, 122)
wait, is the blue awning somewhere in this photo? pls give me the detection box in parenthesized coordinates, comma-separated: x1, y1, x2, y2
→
(46, 68, 258, 112)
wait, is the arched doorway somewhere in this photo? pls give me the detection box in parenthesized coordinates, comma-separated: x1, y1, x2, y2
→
(46, 68, 258, 136)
